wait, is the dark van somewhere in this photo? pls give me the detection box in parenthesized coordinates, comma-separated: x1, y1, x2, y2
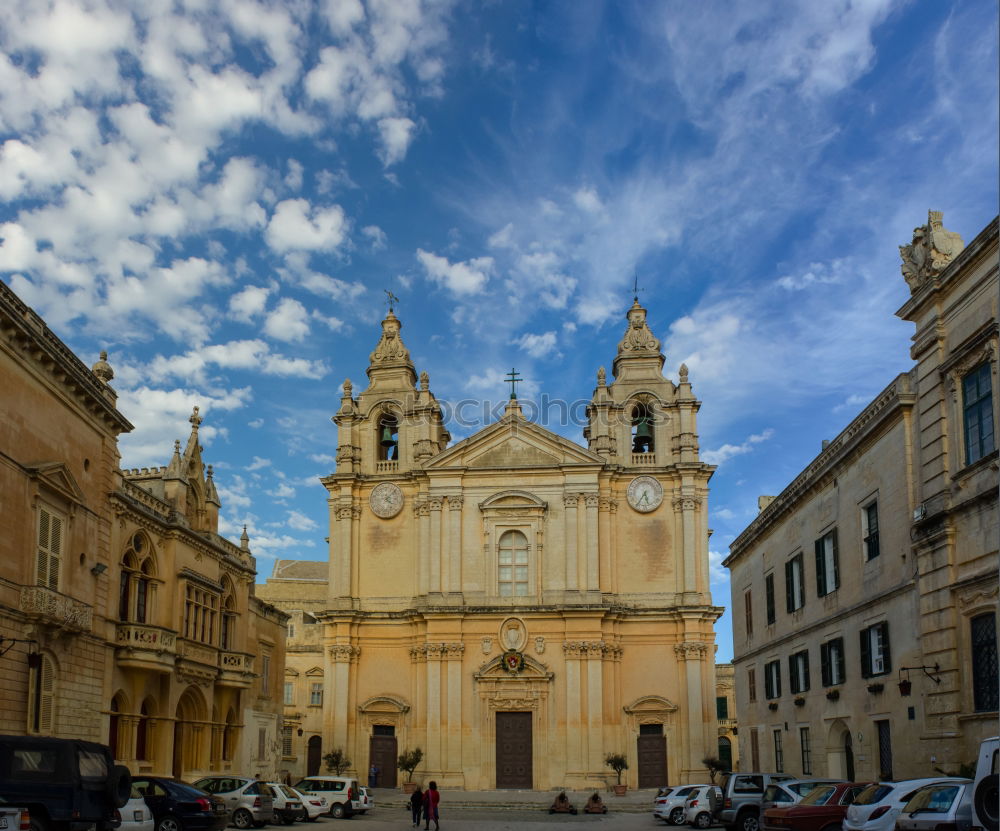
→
(0, 735, 131, 831)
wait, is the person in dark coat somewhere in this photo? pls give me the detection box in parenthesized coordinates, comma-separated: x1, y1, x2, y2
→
(422, 781, 440, 830)
(409, 786, 424, 827)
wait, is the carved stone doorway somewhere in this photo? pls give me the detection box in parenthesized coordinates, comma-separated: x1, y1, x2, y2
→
(495, 711, 532, 789)
(637, 727, 667, 788)
(368, 732, 397, 788)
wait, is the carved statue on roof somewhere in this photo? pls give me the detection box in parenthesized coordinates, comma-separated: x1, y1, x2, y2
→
(899, 211, 964, 292)
(369, 310, 411, 365)
(617, 299, 661, 354)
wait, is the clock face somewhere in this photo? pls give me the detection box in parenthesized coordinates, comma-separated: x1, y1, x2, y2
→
(627, 475, 663, 513)
(370, 482, 404, 518)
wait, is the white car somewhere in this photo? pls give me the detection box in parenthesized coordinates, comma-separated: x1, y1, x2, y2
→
(654, 785, 714, 825)
(844, 778, 967, 831)
(356, 787, 374, 815)
(266, 784, 302, 826)
(290, 788, 326, 822)
(116, 787, 155, 831)
(684, 785, 721, 828)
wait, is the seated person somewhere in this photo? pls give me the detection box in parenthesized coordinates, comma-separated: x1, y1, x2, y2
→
(584, 792, 607, 814)
(549, 791, 577, 814)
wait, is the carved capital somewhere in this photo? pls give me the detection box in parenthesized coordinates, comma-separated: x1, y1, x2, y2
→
(447, 495, 464, 511)
(673, 641, 708, 660)
(583, 492, 600, 508)
(563, 493, 580, 508)
(328, 644, 360, 662)
(673, 496, 701, 511)
(562, 640, 622, 659)
(428, 497, 444, 512)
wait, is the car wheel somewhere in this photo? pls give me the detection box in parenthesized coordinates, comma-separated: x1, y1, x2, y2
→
(233, 809, 254, 829)
(695, 812, 713, 829)
(671, 807, 686, 825)
(157, 817, 184, 831)
(108, 765, 134, 809)
(282, 814, 297, 826)
(738, 811, 759, 831)
(975, 775, 999, 831)
(330, 804, 346, 819)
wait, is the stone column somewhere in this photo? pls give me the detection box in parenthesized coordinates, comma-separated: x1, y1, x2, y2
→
(598, 497, 614, 595)
(415, 498, 429, 596)
(674, 496, 701, 595)
(447, 497, 463, 596)
(429, 498, 444, 595)
(445, 643, 464, 780)
(586, 644, 604, 777)
(583, 493, 600, 592)
(332, 501, 354, 599)
(425, 644, 443, 774)
(330, 644, 359, 749)
(563, 494, 579, 591)
(675, 642, 708, 778)
(563, 642, 584, 778)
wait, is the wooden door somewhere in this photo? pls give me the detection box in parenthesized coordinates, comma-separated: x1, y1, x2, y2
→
(307, 735, 322, 776)
(495, 712, 532, 789)
(637, 734, 667, 788)
(368, 735, 397, 788)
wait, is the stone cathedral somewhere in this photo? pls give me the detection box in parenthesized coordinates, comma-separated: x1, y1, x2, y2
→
(262, 299, 722, 790)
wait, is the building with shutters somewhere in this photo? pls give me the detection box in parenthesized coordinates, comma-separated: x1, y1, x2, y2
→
(0, 277, 287, 779)
(715, 663, 739, 772)
(259, 297, 723, 790)
(724, 213, 998, 780)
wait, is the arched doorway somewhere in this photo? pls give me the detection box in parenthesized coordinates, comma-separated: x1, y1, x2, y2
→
(307, 735, 322, 777)
(174, 687, 207, 778)
(109, 695, 125, 760)
(718, 736, 733, 772)
(844, 731, 855, 781)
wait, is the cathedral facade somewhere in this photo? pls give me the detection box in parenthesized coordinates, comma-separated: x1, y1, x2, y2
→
(262, 299, 721, 789)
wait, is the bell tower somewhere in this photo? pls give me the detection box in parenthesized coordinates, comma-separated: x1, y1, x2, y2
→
(332, 309, 449, 476)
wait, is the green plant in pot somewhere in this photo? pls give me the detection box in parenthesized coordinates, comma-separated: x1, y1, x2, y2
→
(605, 752, 629, 794)
(398, 747, 424, 793)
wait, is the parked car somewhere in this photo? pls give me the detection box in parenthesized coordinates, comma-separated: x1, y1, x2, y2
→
(131, 777, 228, 831)
(355, 788, 373, 815)
(264, 786, 300, 826)
(685, 785, 722, 828)
(115, 787, 154, 831)
(655, 785, 714, 825)
(288, 789, 325, 823)
(717, 773, 798, 831)
(760, 780, 843, 812)
(844, 778, 967, 831)
(290, 777, 358, 820)
(189, 778, 272, 830)
(0, 796, 30, 831)
(762, 781, 869, 831)
(973, 736, 998, 831)
(0, 734, 132, 831)
(896, 780, 974, 831)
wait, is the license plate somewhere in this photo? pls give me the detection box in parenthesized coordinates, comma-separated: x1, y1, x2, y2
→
(134, 812, 143, 822)
(0, 817, 8, 828)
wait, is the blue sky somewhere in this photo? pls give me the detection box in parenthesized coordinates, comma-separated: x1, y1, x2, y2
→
(1, 0, 997, 661)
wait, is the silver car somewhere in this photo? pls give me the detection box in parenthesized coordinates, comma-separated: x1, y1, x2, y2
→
(896, 780, 974, 831)
(845, 778, 968, 831)
(116, 787, 155, 831)
(191, 777, 273, 829)
(654, 785, 714, 825)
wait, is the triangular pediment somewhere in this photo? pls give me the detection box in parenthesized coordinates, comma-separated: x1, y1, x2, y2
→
(426, 417, 604, 470)
(26, 461, 86, 506)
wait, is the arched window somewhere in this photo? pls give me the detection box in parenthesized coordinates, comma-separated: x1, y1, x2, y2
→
(119, 533, 154, 623)
(220, 578, 236, 650)
(377, 413, 399, 461)
(631, 403, 654, 454)
(498, 530, 529, 597)
(718, 736, 732, 771)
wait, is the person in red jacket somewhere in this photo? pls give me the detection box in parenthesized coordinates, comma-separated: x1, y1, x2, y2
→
(422, 781, 440, 830)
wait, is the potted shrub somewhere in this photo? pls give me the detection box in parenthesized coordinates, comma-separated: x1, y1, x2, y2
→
(323, 748, 351, 774)
(605, 752, 629, 795)
(398, 747, 424, 794)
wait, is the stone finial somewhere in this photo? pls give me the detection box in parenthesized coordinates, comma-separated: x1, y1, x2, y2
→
(91, 350, 114, 383)
(240, 524, 250, 550)
(679, 363, 689, 382)
(369, 310, 412, 366)
(420, 370, 429, 391)
(617, 299, 661, 354)
(597, 366, 606, 386)
(343, 378, 352, 395)
(899, 211, 964, 292)
(189, 406, 203, 430)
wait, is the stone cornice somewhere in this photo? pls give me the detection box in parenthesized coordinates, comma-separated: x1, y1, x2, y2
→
(727, 372, 915, 564)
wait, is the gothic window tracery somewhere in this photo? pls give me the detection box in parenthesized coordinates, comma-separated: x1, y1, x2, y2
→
(119, 532, 155, 623)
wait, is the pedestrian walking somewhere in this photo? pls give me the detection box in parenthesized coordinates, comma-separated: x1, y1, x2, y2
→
(422, 781, 440, 831)
(368, 763, 378, 788)
(409, 785, 424, 827)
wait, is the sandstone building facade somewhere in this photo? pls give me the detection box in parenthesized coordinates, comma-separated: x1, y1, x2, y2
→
(0, 278, 286, 779)
(724, 214, 998, 780)
(260, 299, 722, 790)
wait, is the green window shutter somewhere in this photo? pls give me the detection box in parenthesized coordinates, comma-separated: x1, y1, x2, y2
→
(802, 651, 810, 691)
(860, 629, 871, 678)
(880, 622, 891, 673)
(788, 655, 798, 693)
(835, 638, 846, 683)
(785, 560, 794, 613)
(765, 575, 775, 624)
(820, 642, 831, 687)
(815, 539, 825, 596)
(831, 529, 840, 591)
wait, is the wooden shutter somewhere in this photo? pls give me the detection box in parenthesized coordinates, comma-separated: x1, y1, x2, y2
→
(860, 628, 871, 678)
(765, 575, 775, 624)
(879, 622, 891, 673)
(788, 655, 798, 694)
(38, 656, 55, 734)
(821, 642, 831, 687)
(785, 560, 794, 613)
(37, 508, 63, 591)
(835, 638, 845, 684)
(831, 529, 840, 590)
(802, 651, 810, 690)
(815, 539, 825, 596)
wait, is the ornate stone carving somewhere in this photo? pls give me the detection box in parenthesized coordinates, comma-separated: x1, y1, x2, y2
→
(419, 371, 429, 391)
(481, 637, 493, 654)
(563, 493, 580, 508)
(329, 644, 360, 662)
(673, 641, 708, 659)
(597, 366, 606, 386)
(899, 211, 964, 292)
(335, 505, 354, 521)
(617, 299, 661, 354)
(369, 310, 412, 365)
(583, 492, 600, 508)
(91, 350, 114, 383)
(534, 636, 545, 654)
(447, 495, 464, 510)
(500, 617, 526, 651)
(672, 495, 701, 511)
(428, 497, 444, 512)
(414, 642, 465, 659)
(679, 363, 689, 382)
(562, 640, 622, 658)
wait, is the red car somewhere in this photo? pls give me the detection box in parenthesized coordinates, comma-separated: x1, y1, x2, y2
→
(763, 782, 873, 831)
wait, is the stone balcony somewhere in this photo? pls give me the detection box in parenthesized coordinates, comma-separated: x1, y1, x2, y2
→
(115, 623, 177, 673)
(630, 453, 657, 466)
(19, 585, 93, 633)
(718, 717, 737, 730)
(218, 651, 256, 688)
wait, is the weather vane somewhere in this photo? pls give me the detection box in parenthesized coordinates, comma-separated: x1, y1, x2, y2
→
(384, 289, 399, 312)
(632, 271, 645, 301)
(504, 367, 523, 400)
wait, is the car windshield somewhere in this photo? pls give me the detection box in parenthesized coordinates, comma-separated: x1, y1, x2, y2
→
(800, 786, 837, 806)
(658, 787, 673, 797)
(903, 785, 959, 814)
(764, 785, 793, 803)
(854, 785, 893, 805)
(278, 787, 297, 799)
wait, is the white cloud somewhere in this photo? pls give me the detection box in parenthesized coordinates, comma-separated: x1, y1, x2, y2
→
(229, 285, 271, 322)
(270, 482, 295, 499)
(514, 331, 558, 359)
(377, 116, 416, 166)
(708, 549, 729, 585)
(362, 224, 388, 249)
(247, 456, 271, 471)
(702, 429, 775, 466)
(416, 249, 493, 295)
(264, 297, 311, 342)
(146, 339, 327, 382)
(287, 509, 318, 531)
(266, 199, 348, 252)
